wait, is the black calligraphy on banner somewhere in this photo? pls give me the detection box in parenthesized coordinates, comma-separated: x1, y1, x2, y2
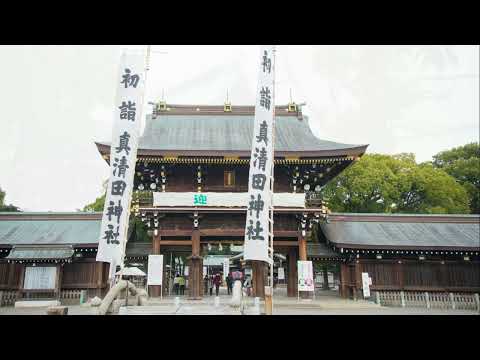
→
(259, 87, 271, 110)
(119, 101, 137, 122)
(121, 68, 140, 88)
(115, 131, 131, 155)
(112, 156, 129, 178)
(251, 173, 266, 191)
(111, 180, 127, 196)
(253, 147, 268, 171)
(103, 224, 120, 244)
(246, 220, 265, 241)
(256, 120, 268, 145)
(248, 194, 264, 219)
(262, 50, 272, 74)
(106, 199, 123, 224)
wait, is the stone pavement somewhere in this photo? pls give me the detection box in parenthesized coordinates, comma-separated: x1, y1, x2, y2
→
(1, 293, 478, 315)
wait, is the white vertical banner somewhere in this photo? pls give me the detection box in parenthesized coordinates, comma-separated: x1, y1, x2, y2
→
(223, 258, 229, 280)
(362, 272, 371, 298)
(96, 50, 147, 265)
(244, 45, 275, 263)
(147, 255, 164, 286)
(298, 261, 314, 292)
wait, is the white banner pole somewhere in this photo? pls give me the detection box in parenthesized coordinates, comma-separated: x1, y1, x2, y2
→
(243, 45, 276, 265)
(96, 46, 150, 286)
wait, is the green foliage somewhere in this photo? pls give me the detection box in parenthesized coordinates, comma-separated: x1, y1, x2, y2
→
(129, 216, 150, 242)
(0, 186, 20, 212)
(82, 180, 108, 212)
(432, 142, 479, 214)
(82, 194, 106, 212)
(323, 152, 470, 214)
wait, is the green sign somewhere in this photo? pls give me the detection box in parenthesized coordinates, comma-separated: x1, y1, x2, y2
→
(194, 194, 207, 206)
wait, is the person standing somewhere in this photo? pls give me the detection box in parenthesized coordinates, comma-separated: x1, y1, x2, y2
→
(213, 273, 222, 296)
(226, 273, 233, 295)
(179, 275, 185, 295)
(243, 275, 252, 297)
(173, 273, 180, 295)
(209, 275, 214, 296)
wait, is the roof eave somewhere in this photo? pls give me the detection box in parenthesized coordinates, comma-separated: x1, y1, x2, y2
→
(95, 142, 368, 159)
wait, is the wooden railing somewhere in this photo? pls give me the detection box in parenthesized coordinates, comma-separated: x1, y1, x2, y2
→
(374, 290, 480, 312)
(0, 290, 18, 307)
(133, 191, 154, 207)
(60, 289, 83, 305)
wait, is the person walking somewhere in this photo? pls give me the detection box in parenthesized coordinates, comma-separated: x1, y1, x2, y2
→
(203, 274, 209, 295)
(213, 273, 222, 296)
(178, 275, 185, 295)
(226, 273, 233, 295)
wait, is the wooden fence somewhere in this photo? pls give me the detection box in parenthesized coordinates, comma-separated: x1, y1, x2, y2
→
(60, 289, 83, 305)
(375, 290, 480, 312)
(0, 290, 18, 307)
(0, 289, 86, 307)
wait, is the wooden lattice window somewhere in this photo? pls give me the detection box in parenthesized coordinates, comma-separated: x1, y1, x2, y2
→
(224, 171, 235, 187)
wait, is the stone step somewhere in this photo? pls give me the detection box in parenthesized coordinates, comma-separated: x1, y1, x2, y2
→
(15, 300, 61, 308)
(118, 305, 243, 315)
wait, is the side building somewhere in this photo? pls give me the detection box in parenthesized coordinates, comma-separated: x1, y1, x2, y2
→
(1, 211, 478, 306)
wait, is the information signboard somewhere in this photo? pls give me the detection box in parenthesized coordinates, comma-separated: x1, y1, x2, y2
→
(147, 255, 163, 286)
(297, 261, 314, 292)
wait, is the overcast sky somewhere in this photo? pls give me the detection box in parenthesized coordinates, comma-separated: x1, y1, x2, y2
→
(0, 45, 478, 212)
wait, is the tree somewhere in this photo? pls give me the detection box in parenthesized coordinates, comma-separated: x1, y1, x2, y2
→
(322, 153, 470, 214)
(81, 181, 150, 242)
(432, 142, 480, 214)
(0, 186, 20, 212)
(82, 194, 106, 212)
(82, 180, 108, 212)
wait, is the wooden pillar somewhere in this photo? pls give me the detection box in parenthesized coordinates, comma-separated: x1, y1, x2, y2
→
(149, 233, 162, 297)
(396, 260, 404, 290)
(298, 234, 307, 261)
(339, 263, 348, 298)
(55, 264, 63, 300)
(188, 229, 203, 300)
(7, 263, 17, 289)
(17, 264, 25, 300)
(287, 247, 298, 297)
(251, 261, 265, 299)
(353, 259, 362, 300)
(95, 261, 104, 298)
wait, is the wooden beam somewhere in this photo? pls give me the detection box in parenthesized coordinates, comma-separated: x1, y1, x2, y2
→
(158, 240, 192, 246)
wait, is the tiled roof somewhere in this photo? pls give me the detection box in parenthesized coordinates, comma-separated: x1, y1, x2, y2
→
(320, 214, 480, 250)
(96, 105, 367, 157)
